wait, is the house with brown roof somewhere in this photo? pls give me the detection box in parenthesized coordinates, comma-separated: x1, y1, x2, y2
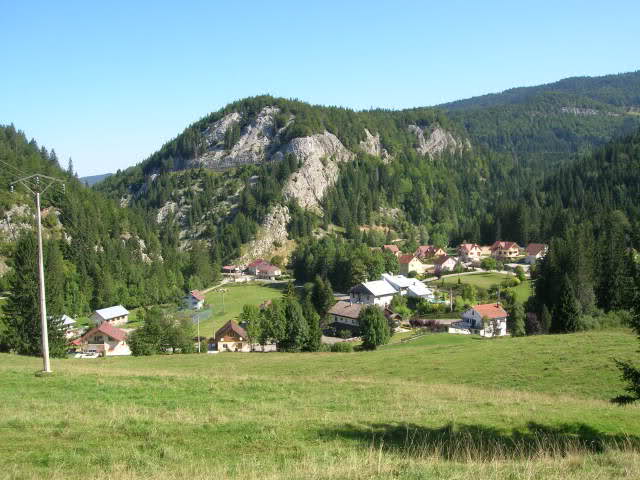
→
(458, 243, 482, 263)
(73, 322, 131, 356)
(328, 301, 364, 329)
(398, 254, 425, 276)
(414, 245, 446, 259)
(525, 243, 548, 264)
(449, 303, 509, 337)
(214, 320, 251, 352)
(433, 255, 458, 274)
(490, 241, 521, 260)
(383, 244, 401, 256)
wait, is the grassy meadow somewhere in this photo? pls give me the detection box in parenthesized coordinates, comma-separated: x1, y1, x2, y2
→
(199, 282, 285, 336)
(438, 272, 533, 303)
(2, 329, 640, 479)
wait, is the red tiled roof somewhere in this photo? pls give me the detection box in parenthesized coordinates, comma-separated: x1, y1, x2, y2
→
(472, 303, 509, 319)
(526, 243, 547, 256)
(383, 244, 400, 253)
(492, 241, 519, 251)
(258, 264, 280, 273)
(459, 243, 480, 253)
(398, 254, 416, 264)
(190, 290, 205, 301)
(247, 258, 268, 268)
(80, 322, 128, 343)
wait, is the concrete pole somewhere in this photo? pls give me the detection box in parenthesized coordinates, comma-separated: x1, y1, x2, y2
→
(35, 192, 51, 373)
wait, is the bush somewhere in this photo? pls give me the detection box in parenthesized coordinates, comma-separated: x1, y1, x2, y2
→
(338, 329, 352, 339)
(409, 318, 447, 332)
(330, 342, 354, 352)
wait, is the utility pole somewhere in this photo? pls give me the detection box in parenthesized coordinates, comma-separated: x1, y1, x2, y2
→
(11, 174, 65, 374)
(215, 288, 229, 314)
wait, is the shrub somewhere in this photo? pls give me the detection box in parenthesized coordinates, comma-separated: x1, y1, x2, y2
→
(330, 342, 354, 352)
(338, 329, 352, 339)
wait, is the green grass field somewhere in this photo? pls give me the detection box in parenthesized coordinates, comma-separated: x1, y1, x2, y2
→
(199, 282, 286, 336)
(1, 329, 640, 479)
(439, 272, 532, 303)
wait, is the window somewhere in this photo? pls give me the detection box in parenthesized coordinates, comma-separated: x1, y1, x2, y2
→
(94, 335, 104, 343)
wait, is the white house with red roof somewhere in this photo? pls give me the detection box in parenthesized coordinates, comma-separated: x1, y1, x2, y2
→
(185, 290, 205, 310)
(458, 243, 482, 263)
(72, 322, 131, 356)
(245, 259, 281, 279)
(433, 255, 458, 274)
(449, 303, 509, 337)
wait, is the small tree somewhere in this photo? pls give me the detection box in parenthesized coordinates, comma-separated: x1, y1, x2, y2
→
(514, 266, 526, 282)
(614, 289, 640, 403)
(358, 306, 390, 350)
(240, 304, 262, 351)
(506, 301, 526, 337)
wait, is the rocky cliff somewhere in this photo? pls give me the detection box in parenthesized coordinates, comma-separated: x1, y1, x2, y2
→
(408, 124, 468, 156)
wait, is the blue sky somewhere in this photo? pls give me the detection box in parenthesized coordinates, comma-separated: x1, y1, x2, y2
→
(1, 0, 639, 176)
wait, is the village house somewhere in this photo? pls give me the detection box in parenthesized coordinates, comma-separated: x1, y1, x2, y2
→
(490, 241, 521, 260)
(213, 320, 251, 352)
(414, 245, 446, 259)
(398, 254, 425, 276)
(328, 301, 364, 330)
(458, 243, 482, 263)
(449, 303, 509, 337)
(433, 255, 458, 274)
(350, 280, 397, 307)
(222, 265, 240, 274)
(380, 273, 435, 301)
(382, 244, 401, 256)
(245, 259, 281, 279)
(90, 305, 129, 327)
(184, 290, 205, 310)
(525, 243, 548, 264)
(73, 322, 131, 356)
(61, 314, 77, 339)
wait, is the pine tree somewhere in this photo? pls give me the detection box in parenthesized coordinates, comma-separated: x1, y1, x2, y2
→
(613, 286, 640, 403)
(240, 304, 262, 351)
(359, 305, 390, 350)
(280, 297, 309, 352)
(540, 304, 552, 333)
(552, 275, 581, 333)
(312, 276, 335, 317)
(507, 301, 526, 337)
(3, 234, 66, 357)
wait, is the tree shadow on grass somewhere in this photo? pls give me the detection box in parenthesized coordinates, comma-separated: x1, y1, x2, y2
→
(319, 422, 640, 461)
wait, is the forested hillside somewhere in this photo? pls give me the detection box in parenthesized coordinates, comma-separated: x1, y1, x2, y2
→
(0, 125, 218, 316)
(440, 71, 640, 166)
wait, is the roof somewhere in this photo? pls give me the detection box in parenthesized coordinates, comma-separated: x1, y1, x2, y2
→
(328, 301, 364, 320)
(407, 282, 434, 298)
(351, 280, 397, 297)
(459, 243, 480, 253)
(526, 243, 547, 256)
(433, 255, 454, 265)
(222, 265, 238, 270)
(94, 305, 129, 320)
(491, 241, 519, 250)
(258, 264, 280, 273)
(190, 290, 205, 301)
(381, 273, 413, 289)
(415, 245, 433, 255)
(247, 258, 268, 268)
(80, 322, 128, 342)
(61, 314, 76, 326)
(398, 254, 417, 264)
(471, 303, 509, 319)
(215, 320, 247, 340)
(383, 244, 400, 253)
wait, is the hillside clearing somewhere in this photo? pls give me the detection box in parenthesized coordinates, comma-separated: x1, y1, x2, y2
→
(1, 330, 639, 479)
(438, 272, 532, 303)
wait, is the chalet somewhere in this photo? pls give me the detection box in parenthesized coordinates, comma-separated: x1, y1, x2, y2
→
(214, 320, 250, 352)
(414, 245, 446, 259)
(328, 301, 364, 329)
(433, 255, 458, 274)
(256, 263, 282, 280)
(490, 241, 521, 260)
(246, 259, 268, 275)
(382, 244, 401, 256)
(525, 243, 548, 264)
(350, 280, 397, 307)
(222, 265, 240, 274)
(185, 290, 205, 310)
(449, 303, 508, 337)
(73, 322, 131, 356)
(90, 305, 129, 327)
(398, 254, 425, 276)
(458, 243, 482, 263)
